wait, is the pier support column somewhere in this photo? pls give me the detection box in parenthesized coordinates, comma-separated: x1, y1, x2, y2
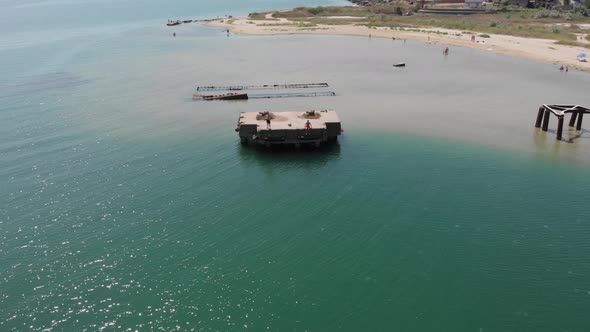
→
(542, 110, 550, 132)
(556, 116, 564, 141)
(569, 112, 578, 127)
(535, 107, 544, 128)
(576, 112, 584, 130)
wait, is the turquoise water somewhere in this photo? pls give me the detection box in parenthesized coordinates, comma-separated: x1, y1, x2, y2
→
(2, 0, 590, 331)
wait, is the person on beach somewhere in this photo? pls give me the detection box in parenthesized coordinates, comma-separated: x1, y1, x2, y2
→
(566, 66, 569, 72)
(266, 113, 271, 129)
(471, 35, 476, 42)
(173, 32, 176, 37)
(560, 65, 564, 71)
(304, 120, 312, 135)
(444, 47, 449, 56)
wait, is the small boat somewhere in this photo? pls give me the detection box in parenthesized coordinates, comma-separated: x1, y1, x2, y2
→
(193, 93, 249, 100)
(183, 20, 193, 23)
(393, 63, 406, 67)
(166, 20, 181, 26)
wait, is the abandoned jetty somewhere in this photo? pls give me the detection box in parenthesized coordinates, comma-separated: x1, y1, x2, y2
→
(236, 110, 342, 147)
(196, 82, 329, 92)
(534, 104, 589, 140)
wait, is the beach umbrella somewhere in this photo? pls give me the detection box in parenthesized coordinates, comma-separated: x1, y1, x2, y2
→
(578, 53, 586, 58)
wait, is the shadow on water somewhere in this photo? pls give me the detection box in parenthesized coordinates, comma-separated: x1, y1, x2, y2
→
(236, 140, 342, 170)
(564, 128, 590, 143)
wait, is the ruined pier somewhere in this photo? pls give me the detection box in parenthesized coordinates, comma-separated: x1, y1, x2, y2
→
(196, 83, 329, 92)
(534, 104, 589, 140)
(235, 110, 342, 147)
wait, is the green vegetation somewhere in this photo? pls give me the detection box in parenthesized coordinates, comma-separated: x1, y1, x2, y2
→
(555, 39, 590, 49)
(479, 34, 491, 38)
(248, 12, 266, 20)
(251, 5, 590, 43)
(586, 34, 590, 41)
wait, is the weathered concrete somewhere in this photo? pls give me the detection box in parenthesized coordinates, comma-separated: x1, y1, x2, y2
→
(236, 110, 342, 146)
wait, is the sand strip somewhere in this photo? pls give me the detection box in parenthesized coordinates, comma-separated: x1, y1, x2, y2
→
(203, 17, 590, 71)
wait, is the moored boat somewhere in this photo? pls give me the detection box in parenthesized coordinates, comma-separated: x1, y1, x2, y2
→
(393, 62, 406, 67)
(166, 20, 181, 26)
(183, 20, 193, 23)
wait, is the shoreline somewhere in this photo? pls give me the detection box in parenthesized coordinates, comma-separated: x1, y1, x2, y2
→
(202, 15, 590, 71)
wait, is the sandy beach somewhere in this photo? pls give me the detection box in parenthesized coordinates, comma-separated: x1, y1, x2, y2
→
(204, 15, 590, 71)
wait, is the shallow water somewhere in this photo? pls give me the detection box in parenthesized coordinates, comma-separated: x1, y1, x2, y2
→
(2, 0, 590, 331)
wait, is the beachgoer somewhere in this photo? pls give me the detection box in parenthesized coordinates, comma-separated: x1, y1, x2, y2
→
(566, 66, 569, 72)
(173, 32, 176, 37)
(471, 35, 475, 42)
(559, 65, 564, 71)
(369, 33, 372, 38)
(305, 120, 312, 135)
(266, 113, 271, 129)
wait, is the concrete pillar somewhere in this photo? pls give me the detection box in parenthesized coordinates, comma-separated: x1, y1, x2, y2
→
(542, 110, 550, 132)
(535, 107, 544, 128)
(569, 112, 578, 127)
(557, 116, 564, 141)
(576, 112, 584, 130)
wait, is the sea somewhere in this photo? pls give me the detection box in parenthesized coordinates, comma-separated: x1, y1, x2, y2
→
(2, 0, 590, 331)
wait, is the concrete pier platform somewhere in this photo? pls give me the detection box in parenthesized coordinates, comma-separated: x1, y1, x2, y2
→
(235, 110, 342, 147)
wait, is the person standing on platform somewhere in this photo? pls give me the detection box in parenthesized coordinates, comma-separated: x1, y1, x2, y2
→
(304, 120, 312, 135)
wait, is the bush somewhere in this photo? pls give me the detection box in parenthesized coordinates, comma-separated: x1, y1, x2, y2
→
(552, 27, 560, 34)
(586, 34, 590, 41)
(373, 5, 401, 15)
(308, 7, 324, 15)
(489, 21, 498, 27)
(573, 4, 589, 16)
(479, 34, 491, 38)
(533, 9, 564, 19)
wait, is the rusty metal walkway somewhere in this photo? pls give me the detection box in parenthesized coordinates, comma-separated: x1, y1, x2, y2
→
(249, 91, 336, 99)
(196, 83, 329, 92)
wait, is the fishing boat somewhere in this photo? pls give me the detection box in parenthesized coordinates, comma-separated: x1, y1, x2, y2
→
(166, 20, 181, 26)
(393, 63, 406, 67)
(193, 93, 249, 100)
